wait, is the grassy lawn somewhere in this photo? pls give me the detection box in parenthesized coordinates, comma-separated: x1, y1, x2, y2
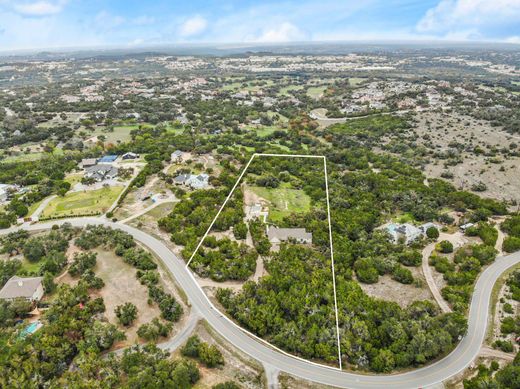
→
(349, 77, 367, 86)
(245, 125, 286, 137)
(278, 85, 304, 96)
(20, 258, 42, 274)
(65, 173, 84, 187)
(0, 148, 64, 164)
(27, 198, 46, 216)
(41, 186, 124, 218)
(249, 185, 311, 222)
(147, 202, 175, 219)
(306, 86, 327, 99)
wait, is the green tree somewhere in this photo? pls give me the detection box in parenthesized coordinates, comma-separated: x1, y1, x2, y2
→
(115, 302, 138, 326)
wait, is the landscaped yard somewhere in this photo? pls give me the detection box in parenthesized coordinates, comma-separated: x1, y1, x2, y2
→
(41, 186, 124, 218)
(248, 184, 311, 222)
(306, 86, 327, 99)
(245, 125, 286, 137)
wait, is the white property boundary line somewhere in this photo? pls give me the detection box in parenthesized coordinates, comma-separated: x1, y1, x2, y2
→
(186, 152, 343, 370)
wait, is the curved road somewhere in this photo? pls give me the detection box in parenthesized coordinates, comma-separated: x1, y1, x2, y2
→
(7, 218, 520, 389)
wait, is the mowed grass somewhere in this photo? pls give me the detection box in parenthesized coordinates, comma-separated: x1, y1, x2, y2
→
(245, 125, 286, 137)
(278, 85, 304, 96)
(306, 86, 327, 99)
(249, 185, 311, 222)
(41, 186, 124, 218)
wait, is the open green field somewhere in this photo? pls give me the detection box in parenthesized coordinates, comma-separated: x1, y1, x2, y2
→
(245, 125, 286, 137)
(0, 148, 64, 164)
(306, 86, 327, 99)
(349, 77, 367, 86)
(41, 186, 124, 218)
(248, 184, 311, 222)
(278, 85, 304, 96)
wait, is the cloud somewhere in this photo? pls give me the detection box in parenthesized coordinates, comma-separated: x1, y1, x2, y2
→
(417, 0, 520, 33)
(13, 1, 66, 16)
(505, 36, 520, 44)
(179, 15, 207, 37)
(255, 22, 307, 42)
(94, 11, 126, 30)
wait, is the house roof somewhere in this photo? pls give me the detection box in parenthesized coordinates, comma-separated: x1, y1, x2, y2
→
(172, 150, 183, 157)
(81, 158, 97, 166)
(0, 276, 43, 300)
(267, 227, 312, 242)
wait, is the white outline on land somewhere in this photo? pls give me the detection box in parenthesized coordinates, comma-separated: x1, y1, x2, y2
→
(185, 152, 343, 370)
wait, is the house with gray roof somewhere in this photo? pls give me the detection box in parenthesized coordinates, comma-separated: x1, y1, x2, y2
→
(174, 173, 209, 190)
(84, 164, 119, 182)
(267, 227, 312, 244)
(0, 276, 44, 302)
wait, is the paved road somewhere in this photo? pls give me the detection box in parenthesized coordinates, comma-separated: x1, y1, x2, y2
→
(7, 218, 520, 389)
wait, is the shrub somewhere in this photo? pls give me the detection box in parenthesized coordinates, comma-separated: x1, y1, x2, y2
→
(392, 265, 414, 284)
(503, 237, 520, 253)
(354, 258, 379, 284)
(115, 302, 138, 326)
(437, 240, 453, 253)
(137, 317, 173, 341)
(426, 226, 439, 239)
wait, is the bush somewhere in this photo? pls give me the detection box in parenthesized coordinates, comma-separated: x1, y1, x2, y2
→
(233, 221, 248, 240)
(181, 335, 224, 367)
(137, 318, 173, 341)
(181, 335, 202, 358)
(437, 240, 454, 253)
(115, 302, 138, 326)
(426, 226, 439, 239)
(354, 258, 379, 284)
(493, 339, 514, 353)
(503, 237, 520, 253)
(392, 265, 413, 284)
(69, 252, 97, 276)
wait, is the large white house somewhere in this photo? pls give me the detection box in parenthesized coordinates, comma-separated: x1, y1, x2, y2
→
(0, 276, 44, 302)
(386, 222, 439, 244)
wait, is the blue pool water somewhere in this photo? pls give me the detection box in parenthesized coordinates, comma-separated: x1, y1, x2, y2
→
(19, 321, 40, 338)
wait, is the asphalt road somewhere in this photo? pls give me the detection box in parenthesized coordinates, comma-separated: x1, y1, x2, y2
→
(8, 218, 520, 389)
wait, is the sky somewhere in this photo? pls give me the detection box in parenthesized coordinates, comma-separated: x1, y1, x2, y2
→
(0, 0, 519, 51)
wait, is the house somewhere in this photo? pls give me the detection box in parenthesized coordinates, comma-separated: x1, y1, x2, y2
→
(122, 152, 139, 160)
(171, 150, 184, 163)
(245, 204, 263, 220)
(460, 223, 475, 232)
(0, 276, 44, 302)
(0, 184, 16, 203)
(174, 173, 210, 190)
(84, 165, 119, 182)
(80, 158, 97, 169)
(419, 222, 438, 234)
(267, 227, 313, 244)
(386, 223, 423, 244)
(98, 155, 118, 163)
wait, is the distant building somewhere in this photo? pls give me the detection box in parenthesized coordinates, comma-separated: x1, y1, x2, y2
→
(174, 173, 209, 190)
(122, 152, 139, 160)
(0, 184, 17, 203)
(84, 165, 119, 182)
(386, 222, 441, 244)
(386, 223, 423, 244)
(0, 276, 44, 302)
(460, 223, 475, 232)
(98, 155, 118, 163)
(267, 227, 312, 244)
(80, 158, 97, 169)
(171, 150, 184, 163)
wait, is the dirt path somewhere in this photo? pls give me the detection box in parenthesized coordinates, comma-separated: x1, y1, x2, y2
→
(119, 198, 177, 224)
(480, 346, 515, 361)
(494, 217, 506, 255)
(422, 232, 468, 313)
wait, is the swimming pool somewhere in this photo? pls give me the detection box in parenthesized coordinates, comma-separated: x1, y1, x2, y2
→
(19, 321, 41, 338)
